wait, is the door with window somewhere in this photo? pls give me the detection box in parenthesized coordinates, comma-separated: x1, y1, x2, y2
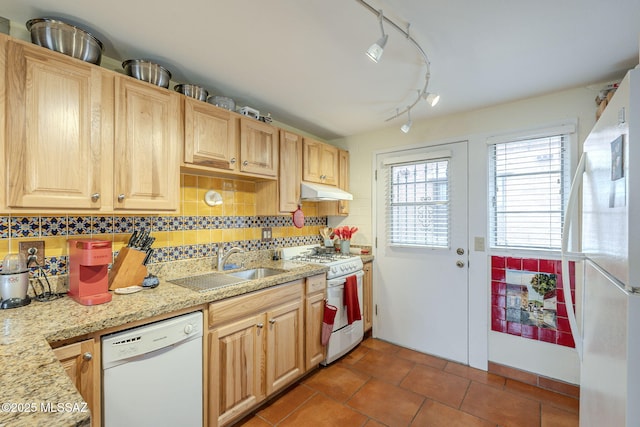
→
(374, 141, 469, 363)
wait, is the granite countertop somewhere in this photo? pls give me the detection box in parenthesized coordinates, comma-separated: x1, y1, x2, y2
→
(0, 259, 328, 427)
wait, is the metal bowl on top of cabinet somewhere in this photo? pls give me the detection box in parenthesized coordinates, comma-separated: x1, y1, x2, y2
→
(122, 59, 172, 89)
(175, 84, 209, 102)
(26, 18, 104, 65)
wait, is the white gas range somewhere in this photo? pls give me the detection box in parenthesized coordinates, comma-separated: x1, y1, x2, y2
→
(281, 245, 364, 364)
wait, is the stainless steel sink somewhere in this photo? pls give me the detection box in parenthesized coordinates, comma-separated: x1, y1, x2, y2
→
(227, 267, 286, 280)
(169, 272, 247, 292)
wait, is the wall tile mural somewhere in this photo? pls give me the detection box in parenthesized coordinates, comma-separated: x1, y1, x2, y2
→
(0, 174, 326, 277)
(491, 256, 576, 348)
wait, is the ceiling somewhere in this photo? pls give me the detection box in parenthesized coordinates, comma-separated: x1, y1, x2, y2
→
(3, 0, 639, 140)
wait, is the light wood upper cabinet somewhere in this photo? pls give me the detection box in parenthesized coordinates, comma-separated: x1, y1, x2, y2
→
(3, 36, 112, 210)
(303, 138, 339, 186)
(183, 98, 237, 170)
(53, 339, 100, 427)
(318, 149, 350, 216)
(278, 130, 303, 211)
(113, 75, 180, 211)
(239, 118, 279, 177)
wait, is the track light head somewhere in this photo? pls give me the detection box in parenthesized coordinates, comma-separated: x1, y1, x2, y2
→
(366, 34, 388, 63)
(400, 108, 412, 133)
(424, 92, 440, 107)
(366, 9, 387, 63)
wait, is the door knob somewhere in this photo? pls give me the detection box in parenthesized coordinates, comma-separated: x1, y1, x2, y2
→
(256, 323, 264, 329)
(269, 319, 276, 324)
(91, 193, 100, 202)
(456, 248, 465, 255)
(456, 260, 465, 268)
(243, 160, 249, 166)
(82, 352, 93, 361)
(230, 158, 237, 164)
(117, 194, 125, 202)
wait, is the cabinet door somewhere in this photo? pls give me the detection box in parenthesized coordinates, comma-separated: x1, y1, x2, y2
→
(279, 130, 302, 212)
(53, 339, 100, 427)
(305, 291, 326, 370)
(265, 299, 304, 395)
(302, 138, 338, 185)
(114, 76, 180, 210)
(239, 118, 279, 176)
(363, 262, 373, 333)
(318, 149, 350, 216)
(210, 314, 265, 426)
(184, 98, 238, 170)
(5, 38, 110, 209)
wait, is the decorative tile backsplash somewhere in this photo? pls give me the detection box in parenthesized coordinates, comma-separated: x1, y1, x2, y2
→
(491, 256, 576, 348)
(0, 174, 326, 276)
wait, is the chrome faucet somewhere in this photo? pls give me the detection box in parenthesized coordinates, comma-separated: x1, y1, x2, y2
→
(217, 246, 245, 271)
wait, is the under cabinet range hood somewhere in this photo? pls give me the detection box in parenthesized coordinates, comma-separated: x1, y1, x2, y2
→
(300, 182, 353, 201)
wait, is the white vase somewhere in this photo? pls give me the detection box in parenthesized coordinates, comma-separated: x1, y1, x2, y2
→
(340, 240, 350, 255)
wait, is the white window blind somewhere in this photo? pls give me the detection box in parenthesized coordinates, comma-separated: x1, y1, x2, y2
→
(489, 134, 570, 250)
(385, 158, 450, 248)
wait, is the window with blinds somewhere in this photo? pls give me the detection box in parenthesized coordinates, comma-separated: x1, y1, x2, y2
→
(386, 159, 450, 248)
(489, 134, 570, 250)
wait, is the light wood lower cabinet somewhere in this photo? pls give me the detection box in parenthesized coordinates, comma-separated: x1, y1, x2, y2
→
(305, 273, 326, 370)
(53, 338, 100, 427)
(208, 282, 304, 426)
(363, 261, 373, 333)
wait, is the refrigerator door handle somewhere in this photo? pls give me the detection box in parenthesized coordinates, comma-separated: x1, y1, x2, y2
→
(561, 152, 586, 360)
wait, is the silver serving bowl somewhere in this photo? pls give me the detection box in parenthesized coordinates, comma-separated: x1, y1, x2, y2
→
(122, 59, 172, 88)
(175, 84, 209, 101)
(26, 18, 104, 65)
(207, 95, 236, 111)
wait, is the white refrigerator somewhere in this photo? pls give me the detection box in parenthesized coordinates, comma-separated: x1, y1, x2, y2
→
(562, 67, 640, 426)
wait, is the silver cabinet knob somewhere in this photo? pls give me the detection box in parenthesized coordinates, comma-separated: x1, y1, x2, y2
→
(117, 194, 125, 202)
(456, 260, 465, 268)
(269, 319, 276, 324)
(91, 193, 100, 202)
(82, 352, 92, 361)
(256, 323, 264, 328)
(230, 158, 237, 164)
(242, 160, 249, 166)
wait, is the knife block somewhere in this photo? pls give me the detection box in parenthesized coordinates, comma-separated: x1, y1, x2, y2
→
(108, 247, 148, 290)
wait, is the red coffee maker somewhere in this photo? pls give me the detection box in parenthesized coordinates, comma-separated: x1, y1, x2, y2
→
(68, 239, 112, 305)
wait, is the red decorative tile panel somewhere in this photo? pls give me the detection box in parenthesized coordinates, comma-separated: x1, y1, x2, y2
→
(490, 256, 576, 348)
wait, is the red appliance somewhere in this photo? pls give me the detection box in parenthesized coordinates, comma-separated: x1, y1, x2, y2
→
(68, 239, 112, 305)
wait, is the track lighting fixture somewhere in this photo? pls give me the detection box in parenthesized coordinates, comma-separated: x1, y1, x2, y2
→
(356, 0, 441, 131)
(366, 9, 388, 63)
(400, 107, 412, 133)
(423, 92, 440, 107)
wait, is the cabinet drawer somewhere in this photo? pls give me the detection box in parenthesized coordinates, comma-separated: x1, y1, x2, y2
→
(305, 274, 326, 295)
(209, 281, 303, 328)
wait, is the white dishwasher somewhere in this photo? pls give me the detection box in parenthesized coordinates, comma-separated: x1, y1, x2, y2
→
(102, 311, 203, 427)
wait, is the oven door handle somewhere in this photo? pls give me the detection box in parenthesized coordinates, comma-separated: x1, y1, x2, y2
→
(326, 270, 364, 287)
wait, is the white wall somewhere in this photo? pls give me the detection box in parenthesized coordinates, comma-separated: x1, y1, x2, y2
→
(330, 83, 610, 384)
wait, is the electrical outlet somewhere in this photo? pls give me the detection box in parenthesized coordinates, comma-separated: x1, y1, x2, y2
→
(19, 240, 45, 267)
(261, 227, 272, 242)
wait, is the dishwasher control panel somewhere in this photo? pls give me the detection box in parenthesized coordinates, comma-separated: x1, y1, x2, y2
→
(102, 311, 203, 369)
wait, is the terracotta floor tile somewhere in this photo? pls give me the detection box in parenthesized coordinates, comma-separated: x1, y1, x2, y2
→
(278, 393, 368, 427)
(348, 378, 424, 427)
(364, 419, 387, 427)
(541, 404, 579, 427)
(303, 363, 370, 402)
(351, 349, 414, 385)
(360, 337, 403, 354)
(444, 362, 506, 388)
(256, 384, 315, 424)
(338, 343, 370, 365)
(234, 415, 273, 427)
(395, 347, 448, 370)
(460, 382, 541, 427)
(400, 364, 471, 408)
(411, 399, 497, 427)
(504, 379, 579, 414)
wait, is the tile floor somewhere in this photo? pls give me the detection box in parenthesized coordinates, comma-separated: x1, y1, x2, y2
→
(236, 338, 579, 427)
